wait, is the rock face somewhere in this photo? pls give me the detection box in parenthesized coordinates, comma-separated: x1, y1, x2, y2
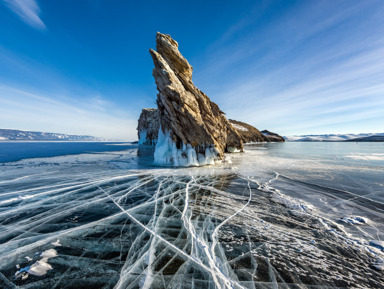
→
(138, 32, 285, 166)
(149, 32, 243, 166)
(137, 108, 160, 145)
(261, 130, 285, 142)
(228, 120, 285, 143)
(228, 119, 267, 143)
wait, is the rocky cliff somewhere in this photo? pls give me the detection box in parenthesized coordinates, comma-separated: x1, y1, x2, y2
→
(261, 130, 285, 142)
(148, 32, 243, 166)
(137, 108, 160, 145)
(138, 32, 285, 166)
(228, 119, 267, 143)
(228, 120, 285, 143)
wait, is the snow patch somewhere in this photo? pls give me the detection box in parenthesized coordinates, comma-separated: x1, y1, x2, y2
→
(370, 240, 384, 251)
(41, 248, 58, 258)
(340, 216, 369, 225)
(271, 194, 314, 215)
(231, 123, 248, 132)
(227, 146, 241, 153)
(15, 249, 58, 280)
(28, 249, 57, 276)
(28, 259, 53, 276)
(51, 239, 62, 247)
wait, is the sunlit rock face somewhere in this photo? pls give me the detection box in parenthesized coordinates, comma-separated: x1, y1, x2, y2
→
(137, 108, 160, 145)
(149, 32, 243, 166)
(228, 119, 285, 143)
(228, 119, 267, 143)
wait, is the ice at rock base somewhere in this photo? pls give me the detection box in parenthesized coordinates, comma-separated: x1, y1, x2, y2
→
(154, 127, 220, 166)
(138, 129, 157, 145)
(138, 130, 147, 145)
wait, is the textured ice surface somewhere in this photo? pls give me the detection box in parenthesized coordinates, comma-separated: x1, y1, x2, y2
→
(0, 142, 383, 288)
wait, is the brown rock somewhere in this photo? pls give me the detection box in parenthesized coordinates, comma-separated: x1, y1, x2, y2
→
(228, 119, 267, 143)
(137, 108, 160, 145)
(229, 120, 285, 143)
(261, 130, 285, 142)
(149, 32, 243, 165)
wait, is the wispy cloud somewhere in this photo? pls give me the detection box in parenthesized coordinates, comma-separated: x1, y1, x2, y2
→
(193, 1, 384, 135)
(3, 0, 46, 30)
(0, 85, 138, 140)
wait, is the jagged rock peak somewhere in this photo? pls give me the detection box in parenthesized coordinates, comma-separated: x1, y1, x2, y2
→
(149, 32, 243, 166)
(155, 32, 193, 79)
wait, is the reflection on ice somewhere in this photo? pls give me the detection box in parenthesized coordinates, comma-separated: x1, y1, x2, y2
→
(0, 143, 383, 288)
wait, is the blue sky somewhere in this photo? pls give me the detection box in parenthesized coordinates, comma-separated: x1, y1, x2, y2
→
(0, 0, 383, 140)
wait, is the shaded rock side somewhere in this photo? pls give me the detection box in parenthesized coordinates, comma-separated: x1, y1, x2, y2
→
(137, 108, 160, 145)
(261, 130, 285, 142)
(149, 32, 243, 165)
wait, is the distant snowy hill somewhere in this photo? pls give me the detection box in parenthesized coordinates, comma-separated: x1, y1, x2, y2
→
(0, 129, 104, 141)
(284, 133, 384, 142)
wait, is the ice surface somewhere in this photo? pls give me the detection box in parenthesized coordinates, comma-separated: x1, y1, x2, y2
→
(0, 142, 383, 288)
(345, 153, 384, 161)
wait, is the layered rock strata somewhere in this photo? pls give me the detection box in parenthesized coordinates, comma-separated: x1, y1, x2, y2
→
(137, 108, 160, 145)
(149, 32, 243, 166)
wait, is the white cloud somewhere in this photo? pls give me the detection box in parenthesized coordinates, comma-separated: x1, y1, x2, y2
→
(0, 85, 138, 141)
(193, 1, 384, 136)
(3, 0, 46, 30)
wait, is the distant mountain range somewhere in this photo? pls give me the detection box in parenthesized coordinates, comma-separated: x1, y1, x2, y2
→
(0, 129, 104, 141)
(284, 133, 384, 142)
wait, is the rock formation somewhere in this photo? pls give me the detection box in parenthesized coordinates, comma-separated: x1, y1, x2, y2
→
(261, 130, 285, 142)
(137, 108, 160, 145)
(228, 119, 267, 143)
(137, 32, 285, 166)
(227, 120, 285, 143)
(148, 32, 243, 166)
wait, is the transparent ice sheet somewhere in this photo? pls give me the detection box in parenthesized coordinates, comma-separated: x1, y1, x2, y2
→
(0, 143, 383, 288)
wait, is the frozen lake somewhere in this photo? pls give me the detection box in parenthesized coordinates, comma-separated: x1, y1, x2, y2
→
(0, 142, 383, 288)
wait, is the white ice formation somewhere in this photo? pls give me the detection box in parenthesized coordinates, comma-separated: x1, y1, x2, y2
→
(154, 128, 219, 166)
